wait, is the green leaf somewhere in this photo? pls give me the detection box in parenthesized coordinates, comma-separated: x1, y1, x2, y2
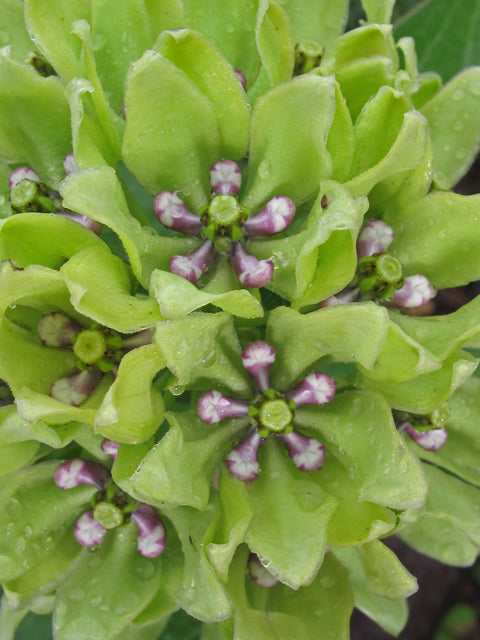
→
(326, 82, 355, 183)
(385, 191, 480, 288)
(55, 522, 164, 640)
(0, 0, 34, 59)
(394, 0, 480, 83)
(123, 50, 220, 210)
(94, 344, 165, 444)
(24, 0, 90, 79)
(0, 462, 96, 582)
(130, 411, 248, 510)
(150, 270, 264, 320)
(356, 539, 417, 599)
(0, 53, 71, 187)
(295, 389, 428, 510)
(420, 68, 480, 189)
(361, 0, 395, 23)
(155, 29, 250, 160)
(153, 313, 251, 395)
(60, 244, 163, 332)
(274, 0, 348, 46)
(245, 438, 337, 589)
(243, 74, 336, 210)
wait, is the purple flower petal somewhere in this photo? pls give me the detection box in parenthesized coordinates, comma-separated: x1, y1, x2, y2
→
(406, 425, 448, 451)
(170, 240, 216, 283)
(197, 390, 249, 424)
(37, 312, 80, 347)
(225, 429, 262, 482)
(241, 341, 276, 392)
(235, 68, 247, 90)
(244, 196, 296, 237)
(230, 243, 274, 288)
(319, 289, 359, 307)
(391, 275, 435, 309)
(54, 458, 108, 490)
(287, 372, 337, 407)
(153, 191, 202, 235)
(248, 553, 278, 587)
(357, 220, 395, 258)
(279, 430, 325, 471)
(9, 167, 40, 190)
(101, 439, 120, 459)
(50, 370, 101, 406)
(209, 159, 242, 195)
(74, 510, 107, 547)
(63, 153, 79, 175)
(131, 504, 167, 558)
(60, 212, 103, 235)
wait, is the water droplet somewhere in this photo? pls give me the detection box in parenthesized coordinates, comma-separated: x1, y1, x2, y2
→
(169, 383, 185, 396)
(455, 147, 468, 160)
(44, 536, 54, 552)
(99, 604, 109, 612)
(452, 88, 464, 101)
(136, 561, 155, 580)
(114, 604, 129, 615)
(453, 120, 464, 132)
(6, 522, 14, 536)
(68, 589, 86, 602)
(89, 595, 102, 607)
(88, 554, 101, 569)
(258, 161, 271, 180)
(470, 80, 480, 96)
(15, 537, 26, 552)
(443, 144, 451, 153)
(7, 498, 22, 517)
(23, 526, 32, 539)
(320, 575, 336, 588)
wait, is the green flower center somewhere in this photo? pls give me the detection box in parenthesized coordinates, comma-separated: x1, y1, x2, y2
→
(208, 195, 242, 226)
(375, 253, 403, 283)
(93, 502, 124, 529)
(73, 329, 106, 365)
(259, 399, 293, 433)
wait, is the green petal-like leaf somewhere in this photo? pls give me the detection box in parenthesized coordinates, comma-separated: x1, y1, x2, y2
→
(243, 74, 336, 210)
(1, 0, 35, 58)
(275, 0, 348, 46)
(155, 29, 250, 160)
(150, 270, 264, 319)
(295, 389, 428, 510)
(0, 53, 71, 187)
(356, 539, 417, 599)
(54, 522, 164, 640)
(385, 191, 480, 288)
(326, 82, 355, 183)
(0, 462, 96, 582)
(60, 244, 163, 332)
(123, 50, 220, 210)
(0, 440, 41, 477)
(24, 0, 90, 78)
(94, 344, 165, 444)
(361, 0, 395, 24)
(245, 437, 337, 589)
(420, 67, 480, 189)
(131, 411, 248, 509)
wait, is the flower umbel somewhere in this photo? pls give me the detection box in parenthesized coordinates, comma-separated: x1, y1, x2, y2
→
(197, 341, 336, 482)
(154, 159, 296, 288)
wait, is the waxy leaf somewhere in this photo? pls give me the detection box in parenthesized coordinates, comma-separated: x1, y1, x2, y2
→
(1, 0, 34, 59)
(356, 539, 417, 599)
(275, 0, 348, 45)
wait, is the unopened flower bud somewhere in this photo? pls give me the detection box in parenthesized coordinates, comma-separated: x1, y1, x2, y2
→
(225, 429, 262, 482)
(241, 341, 276, 392)
(230, 243, 274, 288)
(197, 390, 249, 424)
(170, 240, 216, 282)
(279, 430, 325, 471)
(131, 504, 167, 558)
(357, 220, 394, 259)
(210, 159, 242, 195)
(154, 191, 202, 235)
(244, 196, 296, 237)
(74, 510, 107, 547)
(287, 372, 337, 407)
(391, 274, 436, 309)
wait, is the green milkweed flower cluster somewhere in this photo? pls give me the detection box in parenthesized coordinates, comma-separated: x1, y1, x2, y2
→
(1, 0, 480, 638)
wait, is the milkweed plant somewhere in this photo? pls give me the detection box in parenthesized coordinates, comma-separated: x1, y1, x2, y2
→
(1, 0, 480, 638)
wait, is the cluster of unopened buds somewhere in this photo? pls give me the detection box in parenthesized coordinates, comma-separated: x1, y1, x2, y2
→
(197, 340, 337, 482)
(37, 311, 153, 406)
(54, 439, 166, 557)
(8, 155, 101, 234)
(154, 158, 296, 288)
(323, 219, 436, 309)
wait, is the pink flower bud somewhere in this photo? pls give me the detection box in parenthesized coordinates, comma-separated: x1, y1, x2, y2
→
(241, 341, 276, 392)
(170, 240, 216, 283)
(319, 289, 359, 307)
(248, 553, 278, 587)
(50, 370, 101, 406)
(287, 372, 337, 407)
(74, 510, 107, 547)
(121, 328, 154, 350)
(406, 425, 447, 451)
(131, 504, 167, 558)
(197, 390, 249, 424)
(54, 458, 108, 490)
(9, 167, 41, 190)
(60, 212, 103, 235)
(230, 243, 274, 288)
(279, 430, 325, 471)
(63, 154, 79, 175)
(101, 439, 120, 460)
(244, 196, 296, 237)
(37, 312, 80, 347)
(225, 429, 262, 482)
(210, 159, 242, 195)
(235, 69, 247, 90)
(357, 220, 394, 258)
(154, 191, 202, 235)
(391, 275, 435, 309)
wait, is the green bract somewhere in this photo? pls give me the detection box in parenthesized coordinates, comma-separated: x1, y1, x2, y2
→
(0, 0, 480, 639)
